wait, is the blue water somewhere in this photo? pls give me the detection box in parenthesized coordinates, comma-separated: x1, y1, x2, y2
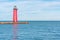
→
(0, 21, 60, 40)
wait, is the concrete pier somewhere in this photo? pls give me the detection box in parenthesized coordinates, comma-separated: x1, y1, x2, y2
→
(0, 22, 29, 24)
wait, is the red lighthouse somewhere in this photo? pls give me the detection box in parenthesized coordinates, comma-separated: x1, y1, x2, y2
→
(13, 6, 18, 23)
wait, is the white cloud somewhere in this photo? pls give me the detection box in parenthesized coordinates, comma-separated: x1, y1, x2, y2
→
(0, 1, 60, 21)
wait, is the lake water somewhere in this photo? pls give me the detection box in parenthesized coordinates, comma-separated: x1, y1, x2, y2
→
(0, 21, 60, 40)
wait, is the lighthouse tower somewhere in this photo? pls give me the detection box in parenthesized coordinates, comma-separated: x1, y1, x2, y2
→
(13, 6, 18, 23)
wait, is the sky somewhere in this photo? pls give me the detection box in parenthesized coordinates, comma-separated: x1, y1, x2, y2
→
(0, 0, 60, 21)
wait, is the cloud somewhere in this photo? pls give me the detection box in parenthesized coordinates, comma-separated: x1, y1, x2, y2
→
(0, 0, 60, 2)
(0, 1, 60, 21)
